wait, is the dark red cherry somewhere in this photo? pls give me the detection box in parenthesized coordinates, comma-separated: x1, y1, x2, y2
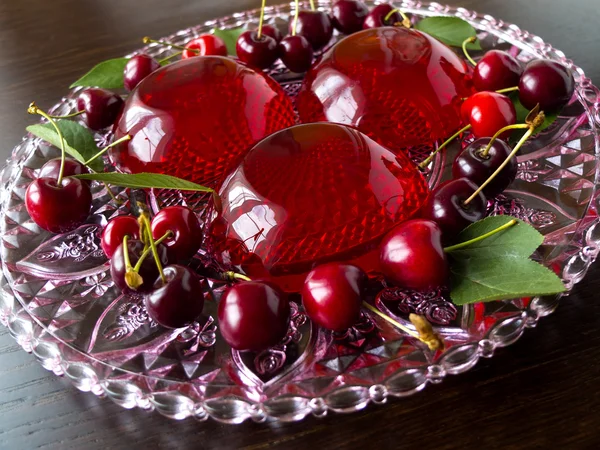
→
(473, 50, 522, 92)
(261, 25, 283, 43)
(101, 215, 140, 258)
(331, 0, 369, 34)
(380, 219, 449, 291)
(218, 281, 290, 351)
(25, 177, 92, 233)
(38, 157, 89, 181)
(363, 3, 401, 29)
(182, 34, 228, 59)
(421, 178, 487, 238)
(110, 239, 169, 293)
(302, 262, 366, 331)
(291, 10, 334, 51)
(145, 265, 204, 329)
(452, 138, 517, 198)
(461, 92, 516, 139)
(123, 54, 160, 92)
(151, 206, 202, 261)
(518, 59, 575, 112)
(77, 88, 124, 131)
(236, 30, 278, 69)
(279, 35, 314, 73)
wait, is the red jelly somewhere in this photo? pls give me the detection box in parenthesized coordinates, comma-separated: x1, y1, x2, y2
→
(296, 27, 472, 154)
(207, 123, 429, 292)
(110, 56, 296, 188)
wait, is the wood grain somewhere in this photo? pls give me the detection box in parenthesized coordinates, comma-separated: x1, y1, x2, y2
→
(1, 1, 599, 449)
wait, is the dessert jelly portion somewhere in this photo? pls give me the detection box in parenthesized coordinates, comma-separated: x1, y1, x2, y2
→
(207, 123, 430, 291)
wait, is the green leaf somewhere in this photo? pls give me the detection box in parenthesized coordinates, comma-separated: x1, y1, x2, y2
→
(27, 121, 103, 172)
(450, 255, 566, 305)
(72, 172, 213, 192)
(213, 27, 246, 56)
(70, 57, 129, 89)
(509, 92, 558, 143)
(415, 16, 481, 49)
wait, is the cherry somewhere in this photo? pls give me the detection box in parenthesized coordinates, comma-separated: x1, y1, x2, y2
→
(101, 215, 140, 258)
(363, 4, 401, 29)
(151, 206, 202, 261)
(380, 219, 449, 291)
(291, 10, 334, 51)
(76, 88, 124, 131)
(145, 265, 204, 328)
(236, 30, 279, 69)
(421, 178, 487, 238)
(38, 157, 88, 181)
(182, 34, 228, 59)
(302, 262, 366, 331)
(331, 0, 369, 34)
(218, 281, 290, 351)
(461, 92, 516, 139)
(518, 59, 575, 112)
(110, 239, 169, 293)
(261, 25, 283, 43)
(25, 177, 92, 233)
(123, 54, 160, 92)
(279, 35, 314, 73)
(473, 50, 522, 92)
(452, 138, 517, 198)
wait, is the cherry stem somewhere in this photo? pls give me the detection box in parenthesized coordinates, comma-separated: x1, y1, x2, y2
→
(257, 0, 267, 39)
(133, 230, 173, 273)
(362, 302, 443, 351)
(292, 0, 300, 36)
(143, 37, 198, 54)
(443, 219, 518, 252)
(28, 102, 67, 186)
(84, 134, 131, 166)
(47, 110, 85, 119)
(496, 86, 519, 94)
(224, 271, 252, 282)
(384, 8, 411, 28)
(309, 0, 316, 11)
(139, 213, 166, 283)
(480, 123, 530, 158)
(462, 36, 477, 66)
(122, 235, 133, 271)
(102, 182, 124, 205)
(419, 124, 472, 169)
(158, 51, 183, 65)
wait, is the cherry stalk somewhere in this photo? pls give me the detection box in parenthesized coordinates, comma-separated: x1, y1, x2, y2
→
(384, 8, 411, 28)
(419, 124, 472, 169)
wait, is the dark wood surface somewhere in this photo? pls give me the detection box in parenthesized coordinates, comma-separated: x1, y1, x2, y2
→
(1, 1, 600, 448)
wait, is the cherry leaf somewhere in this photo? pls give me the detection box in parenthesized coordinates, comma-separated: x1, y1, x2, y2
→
(72, 172, 214, 192)
(27, 120, 103, 172)
(70, 57, 129, 89)
(415, 16, 482, 50)
(213, 27, 246, 56)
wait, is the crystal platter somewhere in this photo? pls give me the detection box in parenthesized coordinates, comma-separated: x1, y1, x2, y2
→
(1, 1, 599, 423)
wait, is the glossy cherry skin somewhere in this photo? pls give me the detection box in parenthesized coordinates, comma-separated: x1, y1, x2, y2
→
(111, 57, 295, 188)
(236, 31, 279, 69)
(110, 239, 169, 293)
(452, 138, 517, 198)
(218, 281, 290, 351)
(331, 0, 369, 34)
(261, 25, 283, 43)
(279, 35, 314, 73)
(101, 215, 140, 258)
(302, 263, 367, 331)
(421, 178, 487, 238)
(297, 27, 471, 153)
(25, 177, 92, 233)
(461, 92, 516, 139)
(363, 3, 401, 29)
(77, 88, 124, 131)
(182, 35, 228, 59)
(38, 157, 89, 181)
(151, 206, 202, 261)
(123, 54, 160, 92)
(291, 10, 334, 51)
(380, 219, 449, 291)
(145, 265, 204, 328)
(519, 59, 575, 112)
(473, 50, 522, 92)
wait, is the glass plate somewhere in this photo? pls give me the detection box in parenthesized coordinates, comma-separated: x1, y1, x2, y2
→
(1, 0, 599, 424)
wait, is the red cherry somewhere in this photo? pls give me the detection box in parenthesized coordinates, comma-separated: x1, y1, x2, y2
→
(461, 92, 516, 139)
(279, 35, 314, 73)
(76, 88, 124, 131)
(38, 157, 89, 181)
(261, 25, 283, 43)
(379, 219, 449, 291)
(101, 215, 140, 258)
(218, 281, 290, 351)
(25, 177, 92, 233)
(110, 239, 169, 293)
(291, 10, 334, 51)
(363, 4, 401, 29)
(151, 206, 202, 261)
(236, 30, 279, 69)
(473, 50, 522, 92)
(124, 54, 160, 92)
(302, 262, 366, 331)
(182, 34, 228, 59)
(331, 0, 369, 34)
(145, 265, 204, 329)
(518, 59, 575, 112)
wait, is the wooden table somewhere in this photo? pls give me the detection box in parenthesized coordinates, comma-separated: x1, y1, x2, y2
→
(1, 1, 599, 448)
